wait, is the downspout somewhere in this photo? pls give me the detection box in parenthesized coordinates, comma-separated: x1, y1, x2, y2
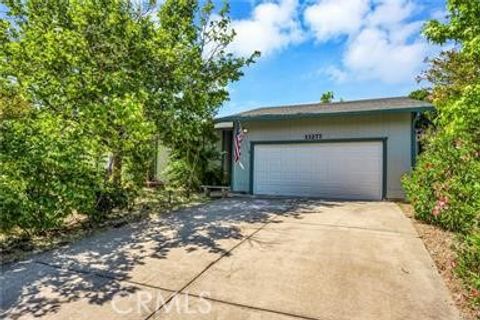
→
(230, 121, 236, 191)
(411, 112, 419, 167)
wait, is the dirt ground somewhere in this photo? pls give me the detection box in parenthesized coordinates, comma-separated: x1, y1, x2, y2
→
(397, 203, 479, 320)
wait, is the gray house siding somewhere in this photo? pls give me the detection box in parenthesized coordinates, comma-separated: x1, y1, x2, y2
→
(232, 112, 413, 199)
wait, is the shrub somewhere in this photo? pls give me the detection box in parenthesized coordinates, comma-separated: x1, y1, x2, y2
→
(0, 107, 154, 232)
(456, 231, 480, 306)
(403, 133, 480, 232)
(403, 86, 480, 233)
(0, 112, 104, 233)
(93, 183, 130, 220)
(165, 123, 222, 191)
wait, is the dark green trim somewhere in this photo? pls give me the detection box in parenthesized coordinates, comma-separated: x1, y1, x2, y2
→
(221, 129, 234, 188)
(249, 142, 255, 195)
(382, 139, 388, 199)
(249, 138, 388, 200)
(215, 106, 434, 123)
(230, 122, 236, 191)
(410, 112, 419, 167)
(226, 131, 233, 187)
(250, 138, 385, 146)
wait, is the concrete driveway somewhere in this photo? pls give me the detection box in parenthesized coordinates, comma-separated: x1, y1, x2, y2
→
(1, 198, 459, 320)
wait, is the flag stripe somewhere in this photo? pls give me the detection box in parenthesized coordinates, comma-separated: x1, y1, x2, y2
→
(233, 122, 244, 163)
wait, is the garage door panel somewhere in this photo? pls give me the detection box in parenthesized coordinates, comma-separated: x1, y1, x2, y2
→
(253, 142, 383, 200)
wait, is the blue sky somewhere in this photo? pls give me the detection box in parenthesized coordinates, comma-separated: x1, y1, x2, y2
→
(218, 0, 446, 116)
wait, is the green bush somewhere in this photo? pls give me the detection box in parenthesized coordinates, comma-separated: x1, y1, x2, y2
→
(415, 1, 480, 309)
(456, 231, 480, 306)
(403, 134, 480, 232)
(403, 86, 480, 233)
(93, 184, 131, 220)
(0, 106, 154, 233)
(403, 85, 480, 309)
(165, 152, 222, 191)
(0, 113, 104, 233)
(165, 123, 222, 191)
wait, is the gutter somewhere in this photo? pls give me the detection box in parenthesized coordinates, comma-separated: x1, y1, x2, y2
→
(214, 106, 434, 123)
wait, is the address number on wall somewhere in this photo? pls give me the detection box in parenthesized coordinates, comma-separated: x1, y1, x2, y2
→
(305, 133, 323, 140)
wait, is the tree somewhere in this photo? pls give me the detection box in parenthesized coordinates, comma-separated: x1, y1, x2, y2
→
(320, 91, 334, 103)
(0, 112, 105, 232)
(0, 0, 256, 232)
(403, 0, 480, 305)
(406, 0, 480, 230)
(416, 49, 480, 105)
(1, 0, 159, 180)
(408, 89, 431, 102)
(155, 0, 258, 191)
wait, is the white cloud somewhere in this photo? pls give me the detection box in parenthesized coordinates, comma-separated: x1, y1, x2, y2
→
(343, 26, 427, 83)
(304, 0, 430, 83)
(228, 0, 303, 57)
(367, 0, 415, 27)
(304, 0, 370, 41)
(323, 66, 348, 83)
(227, 0, 435, 84)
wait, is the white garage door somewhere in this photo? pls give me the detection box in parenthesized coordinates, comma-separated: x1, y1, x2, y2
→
(253, 141, 383, 200)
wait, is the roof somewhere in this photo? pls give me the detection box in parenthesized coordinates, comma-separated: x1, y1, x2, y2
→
(215, 96, 433, 122)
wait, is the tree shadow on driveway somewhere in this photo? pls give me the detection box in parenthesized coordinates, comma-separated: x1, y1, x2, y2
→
(1, 197, 339, 319)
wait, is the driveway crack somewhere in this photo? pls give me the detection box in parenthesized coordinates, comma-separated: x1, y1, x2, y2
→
(33, 260, 177, 294)
(143, 218, 274, 320)
(172, 291, 328, 320)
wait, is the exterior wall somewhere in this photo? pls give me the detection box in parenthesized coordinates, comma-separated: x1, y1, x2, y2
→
(232, 113, 413, 199)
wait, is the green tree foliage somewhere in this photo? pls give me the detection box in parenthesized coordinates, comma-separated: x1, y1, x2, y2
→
(155, 0, 258, 190)
(404, 88, 480, 232)
(419, 50, 480, 103)
(0, 0, 255, 232)
(0, 112, 104, 232)
(0, 0, 158, 231)
(408, 89, 431, 102)
(403, 0, 480, 305)
(405, 0, 480, 231)
(320, 91, 334, 103)
(164, 120, 223, 192)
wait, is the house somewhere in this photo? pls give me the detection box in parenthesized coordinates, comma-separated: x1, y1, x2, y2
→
(214, 96, 433, 200)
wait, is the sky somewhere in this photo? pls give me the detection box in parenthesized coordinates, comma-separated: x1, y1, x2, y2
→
(0, 0, 447, 117)
(217, 0, 446, 116)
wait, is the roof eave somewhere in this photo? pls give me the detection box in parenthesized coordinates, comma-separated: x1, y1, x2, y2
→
(214, 105, 435, 123)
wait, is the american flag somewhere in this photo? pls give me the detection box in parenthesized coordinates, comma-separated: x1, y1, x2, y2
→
(233, 122, 245, 163)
